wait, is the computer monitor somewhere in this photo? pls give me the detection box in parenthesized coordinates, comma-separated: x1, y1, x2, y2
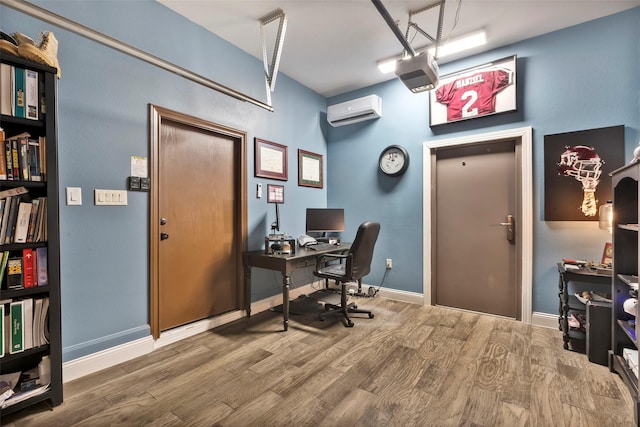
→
(305, 208, 345, 237)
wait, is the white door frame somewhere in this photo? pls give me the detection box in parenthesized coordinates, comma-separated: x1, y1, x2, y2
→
(422, 126, 533, 323)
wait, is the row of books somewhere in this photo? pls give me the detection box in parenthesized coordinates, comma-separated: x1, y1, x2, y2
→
(0, 297, 50, 357)
(0, 189, 48, 245)
(0, 131, 46, 182)
(0, 247, 48, 290)
(0, 63, 41, 120)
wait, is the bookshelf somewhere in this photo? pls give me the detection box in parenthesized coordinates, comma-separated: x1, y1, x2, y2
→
(0, 52, 61, 414)
(610, 162, 640, 424)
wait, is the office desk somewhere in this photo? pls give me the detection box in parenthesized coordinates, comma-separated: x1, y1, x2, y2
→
(244, 243, 351, 331)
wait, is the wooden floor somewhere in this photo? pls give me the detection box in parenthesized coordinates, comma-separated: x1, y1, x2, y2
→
(2, 296, 636, 426)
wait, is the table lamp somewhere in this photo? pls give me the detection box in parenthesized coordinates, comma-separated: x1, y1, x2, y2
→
(599, 200, 613, 233)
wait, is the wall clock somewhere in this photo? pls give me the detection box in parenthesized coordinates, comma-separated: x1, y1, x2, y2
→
(379, 145, 409, 176)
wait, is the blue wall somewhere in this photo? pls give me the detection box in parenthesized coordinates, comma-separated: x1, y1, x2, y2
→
(1, 0, 329, 361)
(2, 1, 638, 363)
(328, 7, 640, 314)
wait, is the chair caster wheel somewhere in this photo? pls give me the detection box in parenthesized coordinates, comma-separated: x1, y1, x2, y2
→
(368, 313, 374, 319)
(352, 304, 358, 309)
(347, 320, 354, 327)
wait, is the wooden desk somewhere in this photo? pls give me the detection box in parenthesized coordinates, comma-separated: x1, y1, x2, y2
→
(244, 243, 351, 331)
(557, 263, 611, 351)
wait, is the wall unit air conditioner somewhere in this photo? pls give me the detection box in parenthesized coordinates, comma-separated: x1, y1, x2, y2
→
(327, 94, 382, 127)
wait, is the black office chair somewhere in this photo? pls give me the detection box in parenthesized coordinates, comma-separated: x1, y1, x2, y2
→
(314, 221, 380, 327)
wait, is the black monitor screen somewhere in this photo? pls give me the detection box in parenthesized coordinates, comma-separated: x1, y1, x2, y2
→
(306, 208, 345, 234)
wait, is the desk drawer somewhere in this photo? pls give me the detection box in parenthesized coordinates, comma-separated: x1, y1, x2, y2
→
(294, 258, 316, 269)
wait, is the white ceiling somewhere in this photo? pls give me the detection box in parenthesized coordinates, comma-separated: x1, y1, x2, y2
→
(158, 0, 640, 98)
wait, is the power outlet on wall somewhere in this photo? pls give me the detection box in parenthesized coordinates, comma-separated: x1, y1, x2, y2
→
(386, 258, 392, 269)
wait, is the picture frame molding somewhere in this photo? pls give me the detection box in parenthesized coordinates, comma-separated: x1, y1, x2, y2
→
(267, 184, 285, 203)
(298, 149, 324, 188)
(429, 54, 517, 127)
(255, 137, 288, 181)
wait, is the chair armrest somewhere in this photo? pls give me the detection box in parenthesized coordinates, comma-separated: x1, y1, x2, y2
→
(317, 253, 348, 265)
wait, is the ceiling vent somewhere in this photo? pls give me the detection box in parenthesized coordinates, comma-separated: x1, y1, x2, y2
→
(327, 94, 382, 127)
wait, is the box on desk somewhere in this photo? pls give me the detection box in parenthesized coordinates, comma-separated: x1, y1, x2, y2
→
(265, 235, 296, 255)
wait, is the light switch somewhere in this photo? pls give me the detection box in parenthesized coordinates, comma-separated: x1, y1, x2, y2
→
(95, 189, 128, 206)
(66, 187, 82, 205)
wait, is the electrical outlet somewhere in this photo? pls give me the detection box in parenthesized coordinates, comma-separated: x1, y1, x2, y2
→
(386, 258, 392, 269)
(257, 183, 262, 198)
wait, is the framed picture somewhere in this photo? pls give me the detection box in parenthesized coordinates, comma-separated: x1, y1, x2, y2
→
(255, 138, 288, 181)
(429, 55, 517, 127)
(298, 149, 323, 188)
(544, 125, 624, 221)
(267, 184, 284, 203)
(602, 242, 613, 266)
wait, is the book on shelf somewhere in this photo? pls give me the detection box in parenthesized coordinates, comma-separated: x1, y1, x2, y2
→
(25, 69, 38, 120)
(0, 196, 12, 244)
(0, 304, 4, 357)
(13, 202, 32, 243)
(0, 251, 9, 288)
(4, 195, 19, 244)
(0, 135, 5, 181)
(13, 67, 25, 118)
(10, 138, 19, 181)
(0, 63, 12, 115)
(22, 249, 35, 288)
(35, 247, 47, 287)
(22, 298, 33, 350)
(6, 257, 23, 290)
(9, 300, 24, 354)
(3, 139, 13, 181)
(28, 138, 41, 182)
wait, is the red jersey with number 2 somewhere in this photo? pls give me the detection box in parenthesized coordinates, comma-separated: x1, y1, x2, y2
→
(435, 69, 511, 121)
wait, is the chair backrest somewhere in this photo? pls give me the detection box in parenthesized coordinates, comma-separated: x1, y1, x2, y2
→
(348, 221, 381, 280)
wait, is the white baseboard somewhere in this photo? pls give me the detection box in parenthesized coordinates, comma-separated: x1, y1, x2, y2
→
(63, 285, 556, 383)
(63, 336, 155, 383)
(62, 282, 322, 383)
(531, 311, 559, 329)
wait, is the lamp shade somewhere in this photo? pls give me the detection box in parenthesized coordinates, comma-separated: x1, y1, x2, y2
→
(599, 201, 613, 232)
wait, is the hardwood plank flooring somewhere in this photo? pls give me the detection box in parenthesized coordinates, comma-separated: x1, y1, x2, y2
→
(2, 297, 636, 426)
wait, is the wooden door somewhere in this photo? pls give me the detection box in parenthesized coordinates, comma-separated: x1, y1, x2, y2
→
(434, 140, 519, 318)
(149, 106, 247, 338)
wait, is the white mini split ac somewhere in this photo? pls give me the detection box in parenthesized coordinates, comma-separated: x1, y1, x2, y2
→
(327, 94, 382, 127)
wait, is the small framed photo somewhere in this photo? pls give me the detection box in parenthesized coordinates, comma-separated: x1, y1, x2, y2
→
(298, 149, 323, 188)
(267, 184, 284, 203)
(429, 55, 517, 127)
(602, 242, 613, 266)
(255, 138, 288, 181)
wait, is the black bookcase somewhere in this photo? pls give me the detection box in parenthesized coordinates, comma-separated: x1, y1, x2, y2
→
(0, 52, 61, 415)
(610, 161, 640, 425)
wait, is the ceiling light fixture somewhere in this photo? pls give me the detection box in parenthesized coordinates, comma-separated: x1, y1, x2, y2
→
(377, 29, 487, 75)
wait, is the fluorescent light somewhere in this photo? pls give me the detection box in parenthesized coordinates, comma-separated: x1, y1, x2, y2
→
(377, 58, 397, 74)
(378, 30, 488, 74)
(428, 30, 487, 58)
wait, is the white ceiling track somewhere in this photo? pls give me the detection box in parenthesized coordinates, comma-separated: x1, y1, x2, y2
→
(259, 8, 287, 106)
(1, 0, 275, 112)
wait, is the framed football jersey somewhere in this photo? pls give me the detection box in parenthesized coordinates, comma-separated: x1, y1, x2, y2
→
(429, 55, 517, 126)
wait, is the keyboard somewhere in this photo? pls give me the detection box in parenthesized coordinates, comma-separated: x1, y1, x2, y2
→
(306, 242, 337, 251)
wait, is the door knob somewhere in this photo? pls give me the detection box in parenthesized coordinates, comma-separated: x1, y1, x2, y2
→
(160, 217, 167, 225)
(499, 215, 515, 242)
(160, 233, 169, 240)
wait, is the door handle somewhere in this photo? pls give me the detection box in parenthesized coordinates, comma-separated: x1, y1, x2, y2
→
(160, 233, 169, 241)
(160, 217, 167, 225)
(499, 215, 515, 242)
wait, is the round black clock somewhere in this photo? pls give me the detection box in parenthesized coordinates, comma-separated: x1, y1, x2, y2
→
(379, 145, 409, 176)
